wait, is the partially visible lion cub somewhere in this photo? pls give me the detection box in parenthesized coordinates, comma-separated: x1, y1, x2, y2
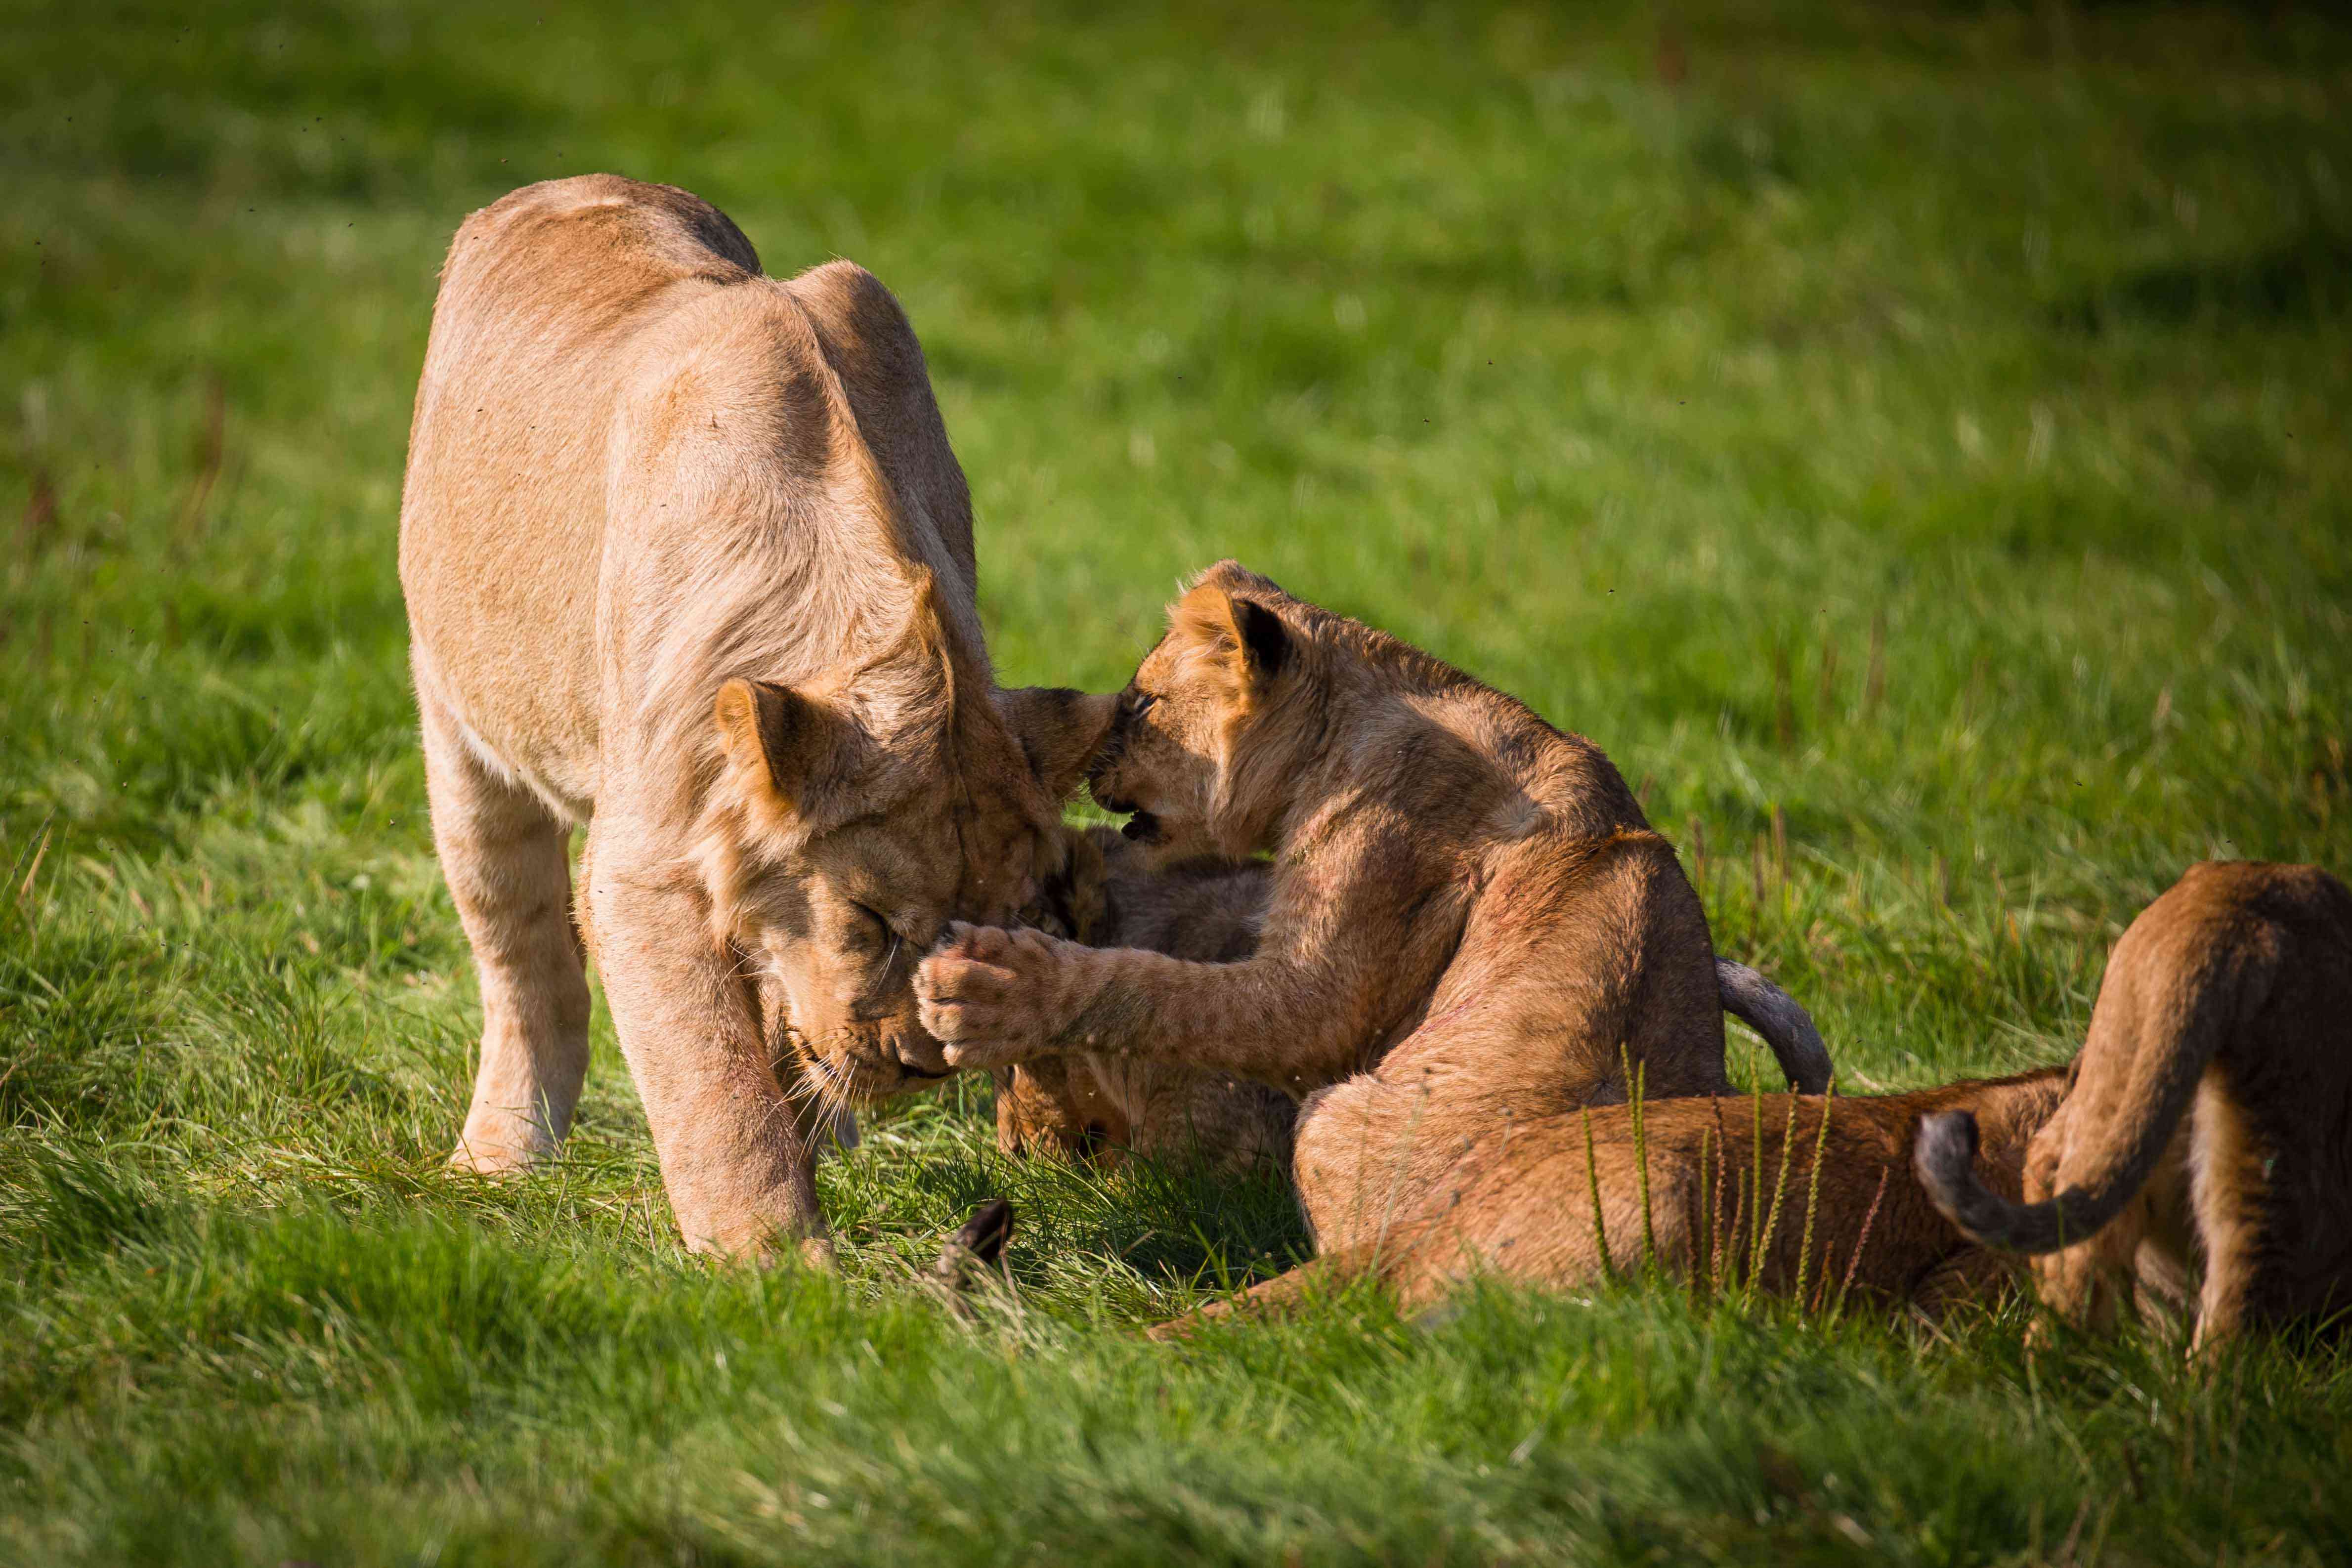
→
(1918, 860, 2352, 1352)
(919, 561, 1830, 1304)
(994, 828, 1293, 1171)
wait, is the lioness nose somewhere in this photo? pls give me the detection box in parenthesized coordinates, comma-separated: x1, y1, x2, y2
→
(890, 1032, 952, 1079)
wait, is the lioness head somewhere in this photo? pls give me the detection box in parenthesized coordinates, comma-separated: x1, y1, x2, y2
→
(700, 595, 1114, 1104)
(1087, 560, 1321, 860)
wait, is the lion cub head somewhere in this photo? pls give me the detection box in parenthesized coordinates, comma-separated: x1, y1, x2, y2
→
(699, 594, 1113, 1105)
(1087, 560, 1323, 861)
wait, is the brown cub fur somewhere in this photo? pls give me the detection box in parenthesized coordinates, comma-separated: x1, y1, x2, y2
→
(401, 176, 1112, 1261)
(1158, 1068, 2070, 1335)
(1918, 860, 2352, 1352)
(994, 828, 1293, 1171)
(918, 561, 1822, 1304)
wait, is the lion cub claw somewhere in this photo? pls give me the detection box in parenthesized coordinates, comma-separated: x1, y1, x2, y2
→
(918, 922, 1089, 1067)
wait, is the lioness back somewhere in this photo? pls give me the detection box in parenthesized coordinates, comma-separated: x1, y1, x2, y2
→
(404, 177, 994, 809)
(401, 177, 770, 807)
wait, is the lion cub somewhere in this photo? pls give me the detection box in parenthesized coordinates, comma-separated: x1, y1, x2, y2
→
(1158, 1068, 2071, 1334)
(919, 561, 1826, 1299)
(996, 827, 1293, 1171)
(1918, 860, 2352, 1353)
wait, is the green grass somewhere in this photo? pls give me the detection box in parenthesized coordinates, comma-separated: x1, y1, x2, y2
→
(4, 0, 2350, 1560)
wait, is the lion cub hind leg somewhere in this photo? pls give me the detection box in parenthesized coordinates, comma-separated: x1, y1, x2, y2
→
(422, 695, 592, 1175)
(1146, 1251, 1376, 1342)
(2186, 1067, 2270, 1354)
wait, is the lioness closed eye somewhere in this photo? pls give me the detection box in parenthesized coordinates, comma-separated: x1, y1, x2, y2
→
(917, 560, 1829, 1310)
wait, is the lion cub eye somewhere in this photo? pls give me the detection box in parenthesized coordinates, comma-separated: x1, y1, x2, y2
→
(850, 902, 895, 943)
(1126, 691, 1159, 721)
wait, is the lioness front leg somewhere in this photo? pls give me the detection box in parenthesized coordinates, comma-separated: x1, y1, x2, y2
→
(588, 861, 828, 1263)
(423, 693, 592, 1175)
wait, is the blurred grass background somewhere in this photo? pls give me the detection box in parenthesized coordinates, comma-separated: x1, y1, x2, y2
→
(2, 1, 2348, 1563)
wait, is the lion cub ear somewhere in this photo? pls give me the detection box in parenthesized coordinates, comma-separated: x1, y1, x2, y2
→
(1171, 581, 1291, 691)
(1021, 824, 1109, 943)
(714, 678, 860, 820)
(994, 686, 1118, 802)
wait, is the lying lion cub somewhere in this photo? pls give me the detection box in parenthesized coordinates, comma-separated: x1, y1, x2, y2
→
(1918, 859, 2352, 1353)
(994, 827, 1293, 1171)
(1159, 1068, 2070, 1332)
(919, 561, 1828, 1302)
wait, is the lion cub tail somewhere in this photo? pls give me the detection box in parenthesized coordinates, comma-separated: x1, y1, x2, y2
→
(1912, 1109, 2119, 1254)
(1715, 958, 1835, 1094)
(1916, 865, 2294, 1254)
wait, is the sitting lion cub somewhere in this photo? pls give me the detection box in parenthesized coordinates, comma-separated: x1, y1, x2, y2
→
(1917, 859, 2352, 1353)
(919, 561, 1829, 1305)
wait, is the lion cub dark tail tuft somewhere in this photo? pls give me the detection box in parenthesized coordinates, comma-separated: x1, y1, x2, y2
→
(1715, 958, 1835, 1094)
(1913, 1110, 2105, 1253)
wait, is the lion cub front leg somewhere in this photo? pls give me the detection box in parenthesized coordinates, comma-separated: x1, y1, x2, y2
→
(919, 923, 1380, 1098)
(912, 924, 1103, 1066)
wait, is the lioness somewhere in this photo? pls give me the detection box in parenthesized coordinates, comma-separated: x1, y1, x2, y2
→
(1918, 860, 2352, 1352)
(917, 561, 1830, 1300)
(400, 176, 1112, 1260)
(1155, 1068, 2071, 1333)
(994, 827, 1293, 1170)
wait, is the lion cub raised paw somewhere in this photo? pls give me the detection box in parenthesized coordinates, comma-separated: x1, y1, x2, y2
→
(988, 827, 1294, 1172)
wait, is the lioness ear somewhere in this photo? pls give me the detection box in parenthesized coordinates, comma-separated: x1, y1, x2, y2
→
(714, 678, 859, 817)
(993, 685, 1118, 801)
(1172, 583, 1291, 688)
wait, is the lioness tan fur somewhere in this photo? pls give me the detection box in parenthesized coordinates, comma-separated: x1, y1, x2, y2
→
(918, 561, 1829, 1302)
(400, 176, 1112, 1261)
(1155, 1068, 2071, 1334)
(1918, 860, 2352, 1352)
(994, 827, 1293, 1170)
